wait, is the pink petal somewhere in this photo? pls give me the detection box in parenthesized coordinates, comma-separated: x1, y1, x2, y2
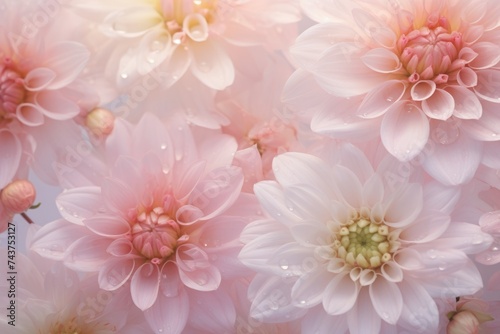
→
(284, 185, 331, 222)
(102, 178, 137, 216)
(439, 222, 494, 254)
(384, 183, 423, 228)
(84, 215, 131, 237)
(362, 174, 384, 208)
(399, 211, 450, 243)
(23, 67, 56, 91)
(290, 23, 357, 69)
(175, 205, 204, 225)
(0, 130, 21, 187)
(474, 69, 500, 103)
(137, 27, 171, 75)
(421, 89, 455, 120)
(98, 257, 135, 290)
(369, 279, 402, 324)
(292, 268, 334, 307)
(132, 113, 174, 162)
(447, 86, 482, 119)
(457, 67, 478, 87)
(176, 244, 221, 291)
(144, 288, 189, 334)
(131, 262, 160, 310)
(197, 133, 237, 172)
(16, 103, 45, 126)
(397, 281, 439, 332)
(381, 102, 430, 161)
(186, 289, 236, 333)
(347, 288, 381, 334)
(160, 261, 181, 297)
(423, 181, 461, 215)
(30, 219, 88, 261)
(189, 39, 235, 90)
(303, 309, 348, 333)
(469, 42, 500, 69)
(380, 262, 403, 282)
(35, 90, 80, 120)
(361, 48, 401, 73)
(322, 273, 359, 315)
(187, 166, 243, 221)
(357, 80, 406, 118)
(460, 99, 500, 140)
(106, 238, 136, 257)
(248, 274, 308, 322)
(479, 211, 500, 236)
(64, 234, 110, 271)
(43, 41, 90, 90)
(422, 132, 482, 186)
(56, 186, 102, 225)
(312, 42, 386, 97)
(267, 242, 320, 276)
(393, 248, 424, 271)
(158, 45, 191, 89)
(410, 80, 436, 101)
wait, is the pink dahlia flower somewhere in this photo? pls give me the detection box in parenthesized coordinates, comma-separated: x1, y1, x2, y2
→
(284, 0, 500, 185)
(71, 0, 301, 90)
(31, 113, 260, 333)
(0, 1, 95, 185)
(239, 145, 491, 333)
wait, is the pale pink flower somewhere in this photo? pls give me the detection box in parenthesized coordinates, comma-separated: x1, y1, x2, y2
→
(0, 229, 149, 333)
(31, 113, 261, 333)
(284, 0, 500, 185)
(217, 52, 302, 191)
(0, 178, 36, 232)
(239, 145, 490, 333)
(0, 1, 97, 185)
(70, 0, 301, 90)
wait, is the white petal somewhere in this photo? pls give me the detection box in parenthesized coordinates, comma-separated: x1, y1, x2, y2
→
(399, 211, 450, 243)
(421, 89, 455, 120)
(447, 86, 482, 119)
(397, 280, 439, 333)
(439, 222, 493, 254)
(347, 288, 381, 334)
(24, 67, 56, 91)
(56, 186, 102, 225)
(410, 80, 436, 101)
(369, 279, 402, 324)
(381, 102, 430, 161)
(43, 42, 90, 90)
(474, 69, 500, 103)
(291, 268, 332, 307)
(383, 183, 423, 228)
(361, 48, 401, 73)
(322, 273, 359, 315)
(98, 257, 135, 290)
(189, 39, 235, 90)
(357, 80, 406, 118)
(64, 235, 110, 272)
(144, 289, 189, 334)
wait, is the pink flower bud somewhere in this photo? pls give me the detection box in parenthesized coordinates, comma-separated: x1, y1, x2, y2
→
(85, 108, 115, 137)
(447, 311, 480, 334)
(0, 179, 36, 214)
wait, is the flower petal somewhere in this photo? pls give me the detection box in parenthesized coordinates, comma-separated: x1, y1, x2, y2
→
(189, 39, 235, 90)
(101, 6, 163, 38)
(347, 288, 381, 334)
(35, 90, 80, 120)
(323, 272, 359, 315)
(369, 279, 402, 324)
(447, 86, 482, 119)
(84, 215, 131, 237)
(291, 267, 333, 308)
(399, 211, 450, 243)
(43, 42, 90, 90)
(397, 280, 439, 332)
(381, 102, 430, 161)
(357, 80, 406, 118)
(131, 262, 160, 310)
(384, 183, 423, 228)
(421, 89, 455, 120)
(98, 257, 135, 290)
(176, 244, 221, 291)
(187, 289, 236, 333)
(361, 48, 401, 73)
(144, 288, 189, 334)
(469, 42, 500, 69)
(474, 69, 500, 103)
(56, 186, 102, 225)
(23, 67, 56, 91)
(411, 80, 436, 101)
(16, 103, 45, 126)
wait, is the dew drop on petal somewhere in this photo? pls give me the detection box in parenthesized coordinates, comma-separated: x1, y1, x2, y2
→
(492, 246, 499, 251)
(198, 61, 211, 73)
(120, 73, 128, 79)
(427, 249, 437, 259)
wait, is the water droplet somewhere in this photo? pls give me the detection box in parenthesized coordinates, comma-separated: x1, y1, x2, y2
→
(160, 144, 167, 150)
(381, 312, 389, 319)
(270, 302, 279, 310)
(172, 32, 183, 45)
(158, 329, 163, 333)
(196, 273, 208, 285)
(276, 212, 282, 217)
(438, 265, 446, 271)
(198, 61, 211, 73)
(280, 264, 289, 270)
(120, 73, 128, 79)
(193, 0, 202, 5)
(485, 255, 492, 262)
(386, 96, 394, 102)
(427, 249, 437, 259)
(492, 246, 499, 251)
(492, 133, 498, 137)
(471, 236, 483, 245)
(288, 206, 294, 212)
(299, 300, 306, 305)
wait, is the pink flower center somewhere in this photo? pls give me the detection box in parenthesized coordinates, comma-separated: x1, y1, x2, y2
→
(131, 206, 183, 261)
(397, 15, 463, 84)
(0, 58, 25, 120)
(161, 0, 217, 44)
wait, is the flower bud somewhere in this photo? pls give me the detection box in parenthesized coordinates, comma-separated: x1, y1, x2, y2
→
(85, 108, 115, 137)
(0, 179, 36, 214)
(447, 311, 480, 334)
